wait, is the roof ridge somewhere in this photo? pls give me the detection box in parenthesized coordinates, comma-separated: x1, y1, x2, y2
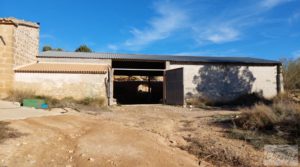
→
(38, 51, 280, 65)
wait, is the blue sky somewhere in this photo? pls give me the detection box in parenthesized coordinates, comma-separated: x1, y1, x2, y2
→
(1, 0, 300, 60)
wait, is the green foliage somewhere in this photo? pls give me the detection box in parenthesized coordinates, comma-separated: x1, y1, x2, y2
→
(42, 45, 52, 51)
(75, 45, 92, 52)
(42, 45, 63, 52)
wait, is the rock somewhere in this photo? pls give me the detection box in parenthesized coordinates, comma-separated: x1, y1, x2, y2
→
(68, 150, 74, 153)
(66, 165, 72, 167)
(88, 157, 95, 162)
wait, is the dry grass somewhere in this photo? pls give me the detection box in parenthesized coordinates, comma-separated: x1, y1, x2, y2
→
(6, 90, 107, 110)
(282, 58, 300, 91)
(216, 99, 300, 149)
(179, 136, 252, 167)
(187, 93, 271, 109)
(0, 121, 24, 143)
(236, 102, 300, 133)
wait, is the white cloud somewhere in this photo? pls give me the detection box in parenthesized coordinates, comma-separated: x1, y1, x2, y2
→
(40, 34, 55, 39)
(293, 50, 300, 58)
(108, 0, 294, 51)
(107, 44, 118, 51)
(260, 0, 292, 9)
(289, 12, 300, 24)
(123, 1, 188, 50)
(199, 27, 240, 44)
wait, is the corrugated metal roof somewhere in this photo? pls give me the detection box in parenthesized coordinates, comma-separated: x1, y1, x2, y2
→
(38, 51, 281, 65)
(14, 63, 108, 74)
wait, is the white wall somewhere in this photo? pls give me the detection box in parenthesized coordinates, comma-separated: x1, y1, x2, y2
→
(169, 63, 278, 102)
(14, 73, 108, 101)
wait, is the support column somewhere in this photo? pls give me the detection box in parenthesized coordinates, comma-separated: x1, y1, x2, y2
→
(108, 68, 114, 105)
(276, 64, 282, 94)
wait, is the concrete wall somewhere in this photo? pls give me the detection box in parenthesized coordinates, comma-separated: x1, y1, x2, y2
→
(0, 18, 39, 98)
(169, 63, 278, 102)
(14, 73, 108, 102)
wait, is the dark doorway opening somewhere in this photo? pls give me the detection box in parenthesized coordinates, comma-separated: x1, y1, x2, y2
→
(113, 69, 164, 104)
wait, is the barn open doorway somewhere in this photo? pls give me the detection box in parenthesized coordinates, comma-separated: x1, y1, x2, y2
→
(112, 60, 165, 104)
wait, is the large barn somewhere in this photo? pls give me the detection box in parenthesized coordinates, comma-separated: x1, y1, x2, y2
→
(14, 51, 282, 106)
(0, 18, 283, 106)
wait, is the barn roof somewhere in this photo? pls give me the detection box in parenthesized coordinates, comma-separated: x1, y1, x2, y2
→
(38, 51, 281, 65)
(14, 63, 108, 74)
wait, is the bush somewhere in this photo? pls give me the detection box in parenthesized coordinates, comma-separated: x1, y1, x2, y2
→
(235, 104, 278, 130)
(235, 101, 300, 137)
(282, 58, 300, 91)
(6, 90, 36, 103)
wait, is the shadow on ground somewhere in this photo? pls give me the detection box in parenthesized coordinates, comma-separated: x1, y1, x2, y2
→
(0, 121, 25, 143)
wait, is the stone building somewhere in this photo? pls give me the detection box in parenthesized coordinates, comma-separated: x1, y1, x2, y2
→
(0, 18, 39, 98)
(1, 18, 283, 106)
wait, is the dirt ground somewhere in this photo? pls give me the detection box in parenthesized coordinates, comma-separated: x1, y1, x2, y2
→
(0, 104, 264, 167)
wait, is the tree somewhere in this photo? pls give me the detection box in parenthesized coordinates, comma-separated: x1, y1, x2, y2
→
(75, 45, 92, 52)
(55, 48, 63, 51)
(42, 45, 52, 51)
(42, 45, 63, 52)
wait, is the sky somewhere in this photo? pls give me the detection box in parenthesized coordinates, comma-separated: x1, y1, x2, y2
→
(1, 0, 300, 60)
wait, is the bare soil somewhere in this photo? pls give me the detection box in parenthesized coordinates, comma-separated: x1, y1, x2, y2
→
(0, 104, 264, 167)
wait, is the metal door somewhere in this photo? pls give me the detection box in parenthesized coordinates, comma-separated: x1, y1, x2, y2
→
(164, 68, 184, 105)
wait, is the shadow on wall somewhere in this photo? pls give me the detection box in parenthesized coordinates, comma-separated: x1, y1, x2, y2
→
(190, 65, 256, 103)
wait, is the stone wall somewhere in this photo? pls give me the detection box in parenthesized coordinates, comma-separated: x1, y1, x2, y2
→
(13, 24, 39, 67)
(14, 73, 108, 102)
(0, 24, 14, 98)
(0, 18, 39, 98)
(170, 63, 278, 103)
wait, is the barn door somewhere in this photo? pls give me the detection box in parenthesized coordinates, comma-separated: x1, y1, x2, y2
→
(164, 68, 184, 105)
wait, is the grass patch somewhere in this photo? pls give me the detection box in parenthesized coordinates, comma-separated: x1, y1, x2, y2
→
(0, 121, 24, 143)
(6, 90, 107, 111)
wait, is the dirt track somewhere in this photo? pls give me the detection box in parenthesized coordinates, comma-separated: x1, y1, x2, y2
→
(0, 105, 263, 167)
